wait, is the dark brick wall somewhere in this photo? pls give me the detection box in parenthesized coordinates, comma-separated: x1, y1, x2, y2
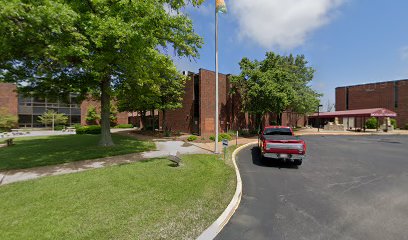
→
(199, 69, 229, 136)
(164, 74, 195, 133)
(336, 80, 408, 128)
(397, 80, 408, 128)
(335, 87, 346, 111)
(0, 83, 18, 117)
(164, 69, 309, 135)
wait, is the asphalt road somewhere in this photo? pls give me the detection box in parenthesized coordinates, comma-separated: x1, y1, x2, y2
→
(216, 135, 408, 240)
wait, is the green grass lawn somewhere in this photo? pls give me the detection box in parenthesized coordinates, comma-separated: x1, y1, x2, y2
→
(0, 134, 155, 171)
(0, 155, 235, 239)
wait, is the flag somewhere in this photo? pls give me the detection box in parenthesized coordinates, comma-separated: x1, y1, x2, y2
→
(216, 0, 227, 13)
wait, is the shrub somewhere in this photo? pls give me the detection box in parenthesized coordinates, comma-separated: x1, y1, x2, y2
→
(187, 135, 198, 142)
(405, 123, 408, 130)
(114, 124, 133, 129)
(365, 117, 377, 129)
(73, 124, 82, 130)
(250, 129, 259, 135)
(164, 130, 171, 137)
(209, 133, 232, 142)
(390, 119, 397, 129)
(227, 130, 237, 137)
(76, 125, 101, 135)
(54, 125, 65, 131)
(219, 133, 232, 141)
(238, 129, 250, 137)
(0, 108, 17, 131)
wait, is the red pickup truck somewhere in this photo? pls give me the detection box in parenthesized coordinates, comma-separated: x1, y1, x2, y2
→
(258, 126, 306, 166)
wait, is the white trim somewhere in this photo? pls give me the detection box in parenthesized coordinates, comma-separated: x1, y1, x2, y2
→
(197, 142, 257, 240)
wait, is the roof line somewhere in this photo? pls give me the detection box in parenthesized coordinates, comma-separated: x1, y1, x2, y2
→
(336, 79, 408, 89)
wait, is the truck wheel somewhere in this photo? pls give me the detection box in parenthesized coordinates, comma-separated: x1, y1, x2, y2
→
(259, 154, 265, 165)
(294, 159, 302, 166)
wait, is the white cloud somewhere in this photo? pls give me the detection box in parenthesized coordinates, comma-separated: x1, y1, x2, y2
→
(230, 0, 346, 49)
(401, 46, 408, 60)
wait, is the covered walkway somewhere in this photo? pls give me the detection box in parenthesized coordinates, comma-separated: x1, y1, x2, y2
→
(308, 108, 397, 131)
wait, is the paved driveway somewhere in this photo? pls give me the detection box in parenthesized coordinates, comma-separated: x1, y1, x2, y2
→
(216, 135, 408, 240)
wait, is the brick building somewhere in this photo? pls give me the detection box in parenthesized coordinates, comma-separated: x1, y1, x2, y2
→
(164, 69, 307, 136)
(1, 68, 307, 133)
(0, 83, 128, 128)
(336, 79, 408, 128)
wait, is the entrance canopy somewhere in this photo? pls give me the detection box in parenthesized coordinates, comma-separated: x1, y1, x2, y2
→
(309, 108, 397, 118)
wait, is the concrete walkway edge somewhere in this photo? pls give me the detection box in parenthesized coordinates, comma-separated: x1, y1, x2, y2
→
(197, 142, 257, 240)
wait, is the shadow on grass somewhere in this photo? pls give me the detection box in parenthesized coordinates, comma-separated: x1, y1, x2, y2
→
(250, 147, 299, 169)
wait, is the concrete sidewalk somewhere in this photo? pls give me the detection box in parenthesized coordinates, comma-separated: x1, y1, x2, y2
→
(190, 137, 258, 153)
(0, 140, 210, 186)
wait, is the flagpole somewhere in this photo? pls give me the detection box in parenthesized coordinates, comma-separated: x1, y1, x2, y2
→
(214, 8, 219, 154)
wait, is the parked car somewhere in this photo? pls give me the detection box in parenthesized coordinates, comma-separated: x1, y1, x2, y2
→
(258, 126, 306, 165)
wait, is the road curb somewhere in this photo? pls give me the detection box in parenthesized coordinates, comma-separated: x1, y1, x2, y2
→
(197, 142, 257, 240)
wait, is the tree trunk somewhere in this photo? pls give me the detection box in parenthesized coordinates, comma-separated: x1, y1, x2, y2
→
(140, 111, 147, 130)
(99, 77, 114, 146)
(256, 113, 262, 133)
(277, 113, 283, 125)
(151, 109, 155, 131)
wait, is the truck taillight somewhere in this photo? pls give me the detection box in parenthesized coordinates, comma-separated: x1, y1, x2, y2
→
(263, 141, 267, 150)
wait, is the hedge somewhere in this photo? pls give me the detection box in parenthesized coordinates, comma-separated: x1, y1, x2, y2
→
(114, 124, 133, 129)
(209, 133, 232, 142)
(76, 125, 101, 135)
(187, 135, 198, 142)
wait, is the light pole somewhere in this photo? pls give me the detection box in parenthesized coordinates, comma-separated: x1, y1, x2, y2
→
(317, 104, 323, 132)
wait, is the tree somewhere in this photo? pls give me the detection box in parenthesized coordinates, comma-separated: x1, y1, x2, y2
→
(149, 54, 186, 131)
(38, 110, 68, 129)
(110, 104, 118, 127)
(0, 0, 203, 146)
(231, 52, 320, 127)
(325, 99, 335, 112)
(85, 106, 100, 125)
(116, 52, 186, 131)
(0, 108, 17, 131)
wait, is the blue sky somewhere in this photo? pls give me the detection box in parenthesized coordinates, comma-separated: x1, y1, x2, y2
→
(171, 0, 408, 111)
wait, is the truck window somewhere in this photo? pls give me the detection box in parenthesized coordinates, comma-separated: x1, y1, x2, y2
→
(263, 128, 292, 136)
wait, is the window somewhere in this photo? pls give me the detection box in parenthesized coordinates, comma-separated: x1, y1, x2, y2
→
(263, 128, 292, 136)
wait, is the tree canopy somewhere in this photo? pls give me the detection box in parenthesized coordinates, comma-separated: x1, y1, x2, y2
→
(231, 52, 321, 126)
(0, 0, 203, 145)
(117, 53, 186, 130)
(38, 110, 68, 127)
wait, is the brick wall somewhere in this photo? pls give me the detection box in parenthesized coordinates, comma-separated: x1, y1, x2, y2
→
(164, 74, 195, 133)
(0, 83, 18, 117)
(397, 80, 408, 128)
(199, 69, 229, 136)
(80, 98, 128, 126)
(336, 80, 408, 128)
(335, 87, 346, 111)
